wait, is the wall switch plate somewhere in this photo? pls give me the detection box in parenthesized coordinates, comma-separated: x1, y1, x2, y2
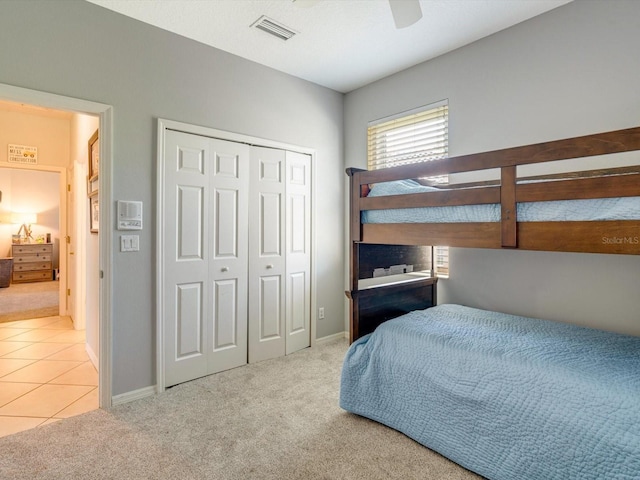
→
(120, 235, 139, 252)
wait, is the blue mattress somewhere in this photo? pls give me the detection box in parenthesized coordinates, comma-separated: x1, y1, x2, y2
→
(362, 179, 640, 223)
(340, 304, 640, 480)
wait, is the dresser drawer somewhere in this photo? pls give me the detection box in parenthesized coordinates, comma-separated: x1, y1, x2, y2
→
(13, 261, 52, 272)
(13, 270, 51, 283)
(12, 244, 53, 255)
(13, 254, 52, 264)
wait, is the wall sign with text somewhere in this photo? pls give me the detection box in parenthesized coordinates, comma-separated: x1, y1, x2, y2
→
(8, 144, 38, 164)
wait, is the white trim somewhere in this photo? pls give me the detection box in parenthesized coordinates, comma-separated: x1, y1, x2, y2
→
(71, 160, 88, 331)
(159, 118, 316, 156)
(155, 120, 167, 394)
(0, 82, 113, 409)
(315, 331, 348, 344)
(156, 118, 317, 392)
(0, 84, 112, 116)
(111, 385, 157, 407)
(86, 342, 98, 370)
(98, 106, 113, 409)
(310, 148, 318, 348)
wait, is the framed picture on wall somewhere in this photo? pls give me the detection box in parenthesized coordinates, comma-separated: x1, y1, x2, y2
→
(89, 191, 99, 234)
(88, 129, 99, 180)
(87, 175, 99, 195)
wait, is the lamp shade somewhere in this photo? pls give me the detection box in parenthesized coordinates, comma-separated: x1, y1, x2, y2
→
(10, 213, 37, 225)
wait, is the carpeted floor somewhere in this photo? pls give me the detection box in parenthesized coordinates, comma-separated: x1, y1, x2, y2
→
(0, 281, 59, 323)
(0, 338, 482, 480)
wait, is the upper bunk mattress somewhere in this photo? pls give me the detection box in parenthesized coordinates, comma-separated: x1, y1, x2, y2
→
(362, 179, 640, 223)
(340, 304, 640, 480)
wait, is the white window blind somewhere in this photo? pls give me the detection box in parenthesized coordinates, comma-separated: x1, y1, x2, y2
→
(434, 246, 449, 277)
(368, 102, 448, 170)
(367, 101, 450, 277)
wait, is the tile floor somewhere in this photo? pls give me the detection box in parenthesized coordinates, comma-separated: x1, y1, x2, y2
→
(0, 315, 98, 438)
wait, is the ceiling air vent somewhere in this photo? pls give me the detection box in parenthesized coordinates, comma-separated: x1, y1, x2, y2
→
(251, 15, 297, 41)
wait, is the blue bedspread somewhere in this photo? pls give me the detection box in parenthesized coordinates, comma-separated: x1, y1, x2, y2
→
(362, 179, 640, 223)
(340, 304, 640, 480)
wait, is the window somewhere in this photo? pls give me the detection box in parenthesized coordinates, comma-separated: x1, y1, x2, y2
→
(367, 101, 448, 170)
(367, 100, 450, 277)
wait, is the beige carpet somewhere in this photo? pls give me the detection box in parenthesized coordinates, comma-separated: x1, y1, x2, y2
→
(0, 281, 59, 323)
(0, 338, 482, 480)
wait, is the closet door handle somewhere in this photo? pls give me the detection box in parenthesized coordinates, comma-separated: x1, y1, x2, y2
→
(221, 267, 229, 272)
(266, 264, 274, 269)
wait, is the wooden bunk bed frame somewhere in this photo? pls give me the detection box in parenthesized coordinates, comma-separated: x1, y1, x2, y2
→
(346, 126, 640, 342)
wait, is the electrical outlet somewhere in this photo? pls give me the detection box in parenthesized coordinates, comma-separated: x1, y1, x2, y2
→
(318, 307, 325, 319)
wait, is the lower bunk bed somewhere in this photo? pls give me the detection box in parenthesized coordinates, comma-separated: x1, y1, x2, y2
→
(340, 304, 640, 480)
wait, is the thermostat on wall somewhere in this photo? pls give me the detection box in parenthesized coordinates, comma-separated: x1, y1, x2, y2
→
(117, 200, 143, 230)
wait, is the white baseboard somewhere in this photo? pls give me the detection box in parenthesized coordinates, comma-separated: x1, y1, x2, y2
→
(315, 331, 348, 344)
(111, 332, 346, 406)
(111, 385, 157, 407)
(85, 343, 98, 371)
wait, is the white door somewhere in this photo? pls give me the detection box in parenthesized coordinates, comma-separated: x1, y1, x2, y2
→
(248, 147, 286, 363)
(208, 138, 249, 374)
(248, 148, 311, 361)
(66, 167, 75, 318)
(164, 131, 210, 387)
(163, 130, 249, 387)
(285, 151, 311, 354)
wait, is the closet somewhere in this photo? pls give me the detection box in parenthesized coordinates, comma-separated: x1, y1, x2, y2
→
(162, 130, 311, 388)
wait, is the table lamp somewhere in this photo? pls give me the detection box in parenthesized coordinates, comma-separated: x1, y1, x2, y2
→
(11, 213, 37, 243)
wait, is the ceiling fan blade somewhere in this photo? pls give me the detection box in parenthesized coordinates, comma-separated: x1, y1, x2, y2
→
(389, 0, 423, 29)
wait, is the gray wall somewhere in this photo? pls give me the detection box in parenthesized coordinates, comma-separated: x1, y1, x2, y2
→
(345, 0, 640, 336)
(0, 0, 345, 395)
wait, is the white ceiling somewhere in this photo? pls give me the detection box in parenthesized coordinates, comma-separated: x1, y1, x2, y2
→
(86, 0, 572, 93)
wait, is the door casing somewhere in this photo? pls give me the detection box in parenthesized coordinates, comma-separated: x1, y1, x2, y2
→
(0, 82, 113, 408)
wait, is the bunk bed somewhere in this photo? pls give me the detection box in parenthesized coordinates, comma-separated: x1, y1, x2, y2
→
(341, 126, 640, 480)
(346, 126, 640, 341)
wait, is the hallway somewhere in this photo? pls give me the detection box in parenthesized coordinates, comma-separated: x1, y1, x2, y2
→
(0, 315, 98, 437)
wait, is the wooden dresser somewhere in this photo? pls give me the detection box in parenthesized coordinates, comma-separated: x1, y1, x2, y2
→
(11, 243, 53, 283)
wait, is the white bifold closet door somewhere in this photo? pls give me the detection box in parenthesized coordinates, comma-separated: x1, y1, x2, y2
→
(163, 130, 249, 388)
(163, 131, 310, 388)
(283, 150, 312, 355)
(248, 147, 311, 363)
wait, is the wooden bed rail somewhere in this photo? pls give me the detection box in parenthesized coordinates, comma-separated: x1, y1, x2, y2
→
(347, 126, 640, 254)
(350, 126, 640, 185)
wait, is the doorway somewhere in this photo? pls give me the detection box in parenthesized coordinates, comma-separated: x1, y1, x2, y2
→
(0, 83, 113, 423)
(0, 167, 62, 322)
(0, 102, 101, 437)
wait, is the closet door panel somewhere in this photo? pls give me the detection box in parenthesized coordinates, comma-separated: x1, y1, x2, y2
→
(214, 188, 240, 257)
(212, 278, 239, 349)
(259, 275, 282, 339)
(285, 152, 311, 354)
(177, 186, 204, 259)
(175, 282, 204, 358)
(288, 272, 307, 334)
(208, 139, 249, 374)
(249, 147, 286, 363)
(260, 192, 282, 256)
(163, 131, 210, 387)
